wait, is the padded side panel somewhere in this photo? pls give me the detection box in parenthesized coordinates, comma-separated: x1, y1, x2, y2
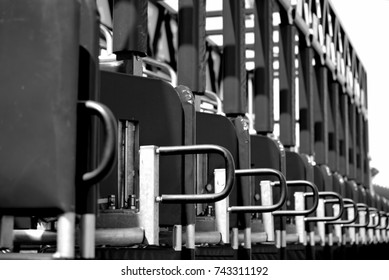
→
(100, 72, 184, 225)
(250, 135, 284, 205)
(0, 0, 80, 215)
(196, 112, 239, 228)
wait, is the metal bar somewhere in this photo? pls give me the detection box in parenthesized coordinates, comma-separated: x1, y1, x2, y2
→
(175, 85, 197, 242)
(206, 27, 254, 36)
(143, 57, 178, 87)
(139, 146, 159, 245)
(206, 9, 254, 18)
(156, 145, 235, 203)
(299, 39, 315, 155)
(326, 198, 358, 225)
(279, 22, 297, 147)
(305, 191, 344, 222)
(178, 0, 206, 93)
(314, 66, 329, 165)
(204, 90, 224, 115)
(214, 169, 230, 244)
(78, 101, 118, 186)
(228, 168, 287, 213)
(0, 216, 14, 250)
(367, 208, 381, 229)
(348, 99, 357, 179)
(56, 212, 75, 259)
(222, 0, 247, 115)
(253, 0, 274, 132)
(273, 180, 319, 216)
(328, 81, 340, 171)
(343, 203, 370, 228)
(376, 211, 389, 230)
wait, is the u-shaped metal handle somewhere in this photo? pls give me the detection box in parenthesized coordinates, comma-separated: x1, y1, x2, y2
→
(273, 180, 319, 216)
(343, 203, 370, 228)
(367, 208, 381, 229)
(326, 198, 358, 225)
(78, 100, 117, 185)
(156, 144, 235, 203)
(304, 191, 344, 223)
(376, 211, 389, 230)
(228, 168, 288, 213)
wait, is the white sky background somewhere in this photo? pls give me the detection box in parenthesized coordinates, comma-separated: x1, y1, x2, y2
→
(330, 0, 389, 187)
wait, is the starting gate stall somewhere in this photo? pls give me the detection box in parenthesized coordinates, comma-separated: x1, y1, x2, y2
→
(0, 0, 117, 259)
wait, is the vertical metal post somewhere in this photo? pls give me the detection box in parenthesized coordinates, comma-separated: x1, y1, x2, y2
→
(173, 225, 182, 251)
(176, 85, 196, 248)
(363, 118, 370, 187)
(253, 0, 274, 132)
(347, 207, 356, 244)
(56, 212, 76, 259)
(0, 216, 14, 250)
(279, 22, 297, 147)
(215, 169, 230, 244)
(314, 66, 329, 165)
(316, 199, 325, 246)
(340, 92, 349, 176)
(78, 0, 100, 259)
(223, 0, 246, 116)
(299, 44, 315, 155)
(295, 192, 306, 244)
(261, 181, 275, 242)
(348, 99, 357, 179)
(178, 0, 206, 94)
(139, 146, 159, 246)
(333, 204, 342, 244)
(329, 82, 340, 171)
(356, 111, 364, 184)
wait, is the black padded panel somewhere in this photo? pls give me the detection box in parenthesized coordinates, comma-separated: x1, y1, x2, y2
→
(345, 181, 359, 202)
(285, 152, 312, 181)
(285, 152, 314, 213)
(313, 165, 333, 192)
(250, 135, 284, 205)
(100, 71, 185, 225)
(358, 186, 367, 204)
(332, 174, 346, 198)
(0, 0, 80, 215)
(196, 112, 240, 227)
(76, 0, 101, 215)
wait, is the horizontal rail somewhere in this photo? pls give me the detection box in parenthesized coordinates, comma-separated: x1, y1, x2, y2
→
(228, 168, 287, 213)
(156, 145, 235, 203)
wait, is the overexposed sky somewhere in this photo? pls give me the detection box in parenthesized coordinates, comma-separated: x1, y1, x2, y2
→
(330, 0, 389, 187)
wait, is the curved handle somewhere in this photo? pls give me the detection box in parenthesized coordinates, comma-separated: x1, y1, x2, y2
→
(228, 168, 287, 213)
(344, 203, 370, 228)
(78, 100, 117, 185)
(376, 211, 389, 230)
(156, 145, 235, 203)
(386, 213, 389, 230)
(327, 198, 358, 225)
(367, 207, 381, 229)
(304, 191, 344, 223)
(273, 180, 319, 216)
